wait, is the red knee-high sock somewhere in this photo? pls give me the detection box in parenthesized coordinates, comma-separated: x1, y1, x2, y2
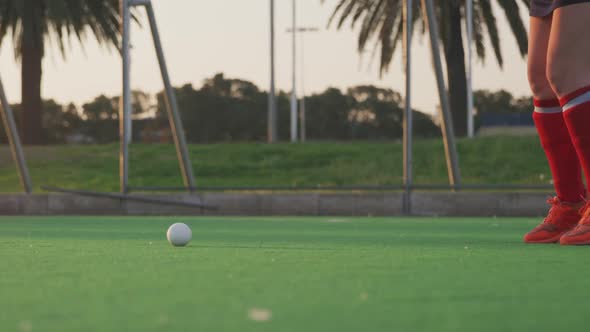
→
(534, 98, 585, 202)
(561, 87, 590, 198)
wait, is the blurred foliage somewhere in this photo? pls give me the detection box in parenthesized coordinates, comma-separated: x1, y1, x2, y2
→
(474, 89, 533, 114)
(1, 73, 537, 145)
(326, 0, 530, 137)
(155, 73, 440, 142)
(0, 0, 123, 144)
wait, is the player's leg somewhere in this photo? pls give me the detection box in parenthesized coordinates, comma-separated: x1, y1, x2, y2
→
(545, 2, 590, 245)
(529, 13, 585, 203)
(523, 10, 584, 244)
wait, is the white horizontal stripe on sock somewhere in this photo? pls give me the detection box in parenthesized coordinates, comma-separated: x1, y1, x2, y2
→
(563, 91, 590, 112)
(534, 106, 562, 113)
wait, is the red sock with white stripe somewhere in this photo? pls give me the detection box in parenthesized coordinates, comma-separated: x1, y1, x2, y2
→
(561, 87, 590, 197)
(534, 98, 585, 202)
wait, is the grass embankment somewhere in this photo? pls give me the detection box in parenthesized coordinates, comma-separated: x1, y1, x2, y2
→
(0, 136, 550, 192)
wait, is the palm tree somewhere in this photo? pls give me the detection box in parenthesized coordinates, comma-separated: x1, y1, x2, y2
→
(327, 0, 529, 137)
(0, 0, 121, 144)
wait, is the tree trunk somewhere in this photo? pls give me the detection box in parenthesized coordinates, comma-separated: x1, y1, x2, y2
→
(21, 44, 43, 145)
(442, 0, 468, 137)
(21, 2, 44, 145)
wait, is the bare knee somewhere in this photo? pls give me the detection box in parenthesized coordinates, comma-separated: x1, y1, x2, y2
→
(546, 53, 590, 97)
(528, 60, 555, 99)
(546, 55, 570, 96)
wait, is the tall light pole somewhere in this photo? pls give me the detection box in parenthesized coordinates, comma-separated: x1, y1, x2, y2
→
(402, 0, 413, 213)
(290, 0, 298, 143)
(268, 0, 278, 143)
(287, 27, 319, 143)
(466, 0, 475, 138)
(120, 0, 132, 192)
(300, 29, 306, 142)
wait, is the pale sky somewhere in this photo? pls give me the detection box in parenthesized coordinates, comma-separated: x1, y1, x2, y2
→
(0, 0, 530, 115)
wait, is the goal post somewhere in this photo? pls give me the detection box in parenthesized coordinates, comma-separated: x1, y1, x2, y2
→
(120, 0, 196, 194)
(0, 75, 33, 193)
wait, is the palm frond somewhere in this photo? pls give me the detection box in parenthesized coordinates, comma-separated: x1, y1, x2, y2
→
(496, 0, 528, 57)
(357, 0, 386, 52)
(478, 0, 503, 67)
(473, 1, 486, 62)
(378, 0, 402, 74)
(326, 0, 528, 72)
(0, 0, 121, 59)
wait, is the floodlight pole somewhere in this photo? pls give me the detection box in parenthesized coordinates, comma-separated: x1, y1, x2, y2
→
(120, 0, 197, 193)
(421, 0, 461, 187)
(268, 0, 278, 143)
(120, 0, 131, 193)
(466, 0, 475, 138)
(290, 0, 298, 143)
(0, 76, 32, 193)
(287, 27, 319, 143)
(402, 0, 413, 214)
(300, 29, 306, 142)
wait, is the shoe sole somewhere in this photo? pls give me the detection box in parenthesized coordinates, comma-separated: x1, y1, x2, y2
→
(524, 233, 564, 244)
(560, 239, 590, 246)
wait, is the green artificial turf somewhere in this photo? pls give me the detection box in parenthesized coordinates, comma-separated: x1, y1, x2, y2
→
(0, 216, 588, 332)
(0, 136, 552, 192)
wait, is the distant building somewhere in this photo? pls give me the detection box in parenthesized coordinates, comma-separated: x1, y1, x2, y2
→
(477, 113, 536, 136)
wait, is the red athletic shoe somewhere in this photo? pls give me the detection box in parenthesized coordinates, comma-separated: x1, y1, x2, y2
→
(524, 197, 583, 244)
(560, 201, 590, 245)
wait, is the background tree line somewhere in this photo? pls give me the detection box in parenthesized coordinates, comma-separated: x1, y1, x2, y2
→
(1, 0, 529, 143)
(0, 73, 532, 145)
